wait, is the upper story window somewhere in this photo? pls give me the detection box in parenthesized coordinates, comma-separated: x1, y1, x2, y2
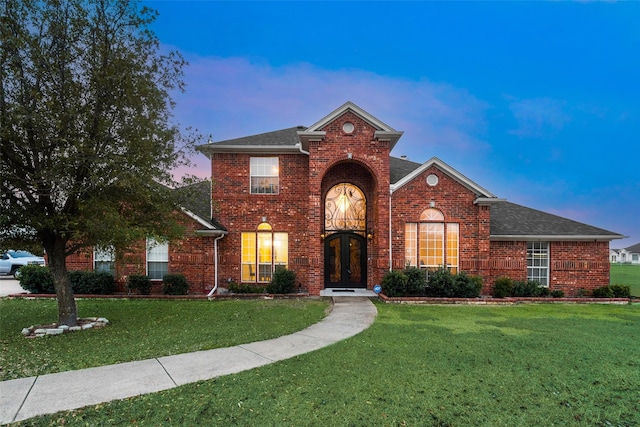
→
(250, 157, 279, 194)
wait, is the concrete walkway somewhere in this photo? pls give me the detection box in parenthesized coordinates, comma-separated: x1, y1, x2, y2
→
(0, 297, 377, 424)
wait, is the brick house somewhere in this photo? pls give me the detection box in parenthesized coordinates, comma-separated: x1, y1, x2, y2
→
(67, 102, 622, 296)
(196, 102, 623, 296)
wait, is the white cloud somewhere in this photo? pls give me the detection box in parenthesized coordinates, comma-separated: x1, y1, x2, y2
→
(506, 96, 570, 138)
(171, 55, 489, 167)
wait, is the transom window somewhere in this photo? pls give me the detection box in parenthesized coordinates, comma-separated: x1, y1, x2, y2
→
(250, 157, 279, 194)
(325, 183, 366, 233)
(241, 222, 288, 283)
(146, 238, 169, 280)
(527, 242, 549, 287)
(405, 208, 459, 274)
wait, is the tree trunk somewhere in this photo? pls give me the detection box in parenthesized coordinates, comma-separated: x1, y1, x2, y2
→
(45, 238, 78, 327)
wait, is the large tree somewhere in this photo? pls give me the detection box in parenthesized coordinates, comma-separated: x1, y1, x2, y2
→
(0, 0, 196, 326)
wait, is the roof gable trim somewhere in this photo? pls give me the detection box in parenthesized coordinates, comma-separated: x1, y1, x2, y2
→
(391, 157, 497, 198)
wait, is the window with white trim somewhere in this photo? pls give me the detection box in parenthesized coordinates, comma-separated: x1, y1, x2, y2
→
(94, 246, 115, 274)
(250, 157, 279, 194)
(405, 208, 459, 274)
(241, 223, 288, 283)
(527, 242, 549, 286)
(147, 238, 168, 280)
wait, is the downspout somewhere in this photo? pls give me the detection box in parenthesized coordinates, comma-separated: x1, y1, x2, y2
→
(207, 234, 225, 299)
(295, 142, 310, 155)
(389, 187, 393, 271)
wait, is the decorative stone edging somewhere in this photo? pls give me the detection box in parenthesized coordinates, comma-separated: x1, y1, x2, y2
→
(21, 317, 109, 338)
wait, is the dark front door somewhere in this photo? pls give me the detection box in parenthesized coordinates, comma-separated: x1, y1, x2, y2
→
(324, 233, 366, 288)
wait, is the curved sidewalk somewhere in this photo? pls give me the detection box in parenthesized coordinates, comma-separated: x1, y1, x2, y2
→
(0, 297, 377, 424)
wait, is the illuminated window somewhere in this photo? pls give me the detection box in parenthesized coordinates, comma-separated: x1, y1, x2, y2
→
(250, 157, 279, 194)
(94, 246, 115, 274)
(146, 238, 168, 280)
(527, 242, 549, 287)
(405, 208, 458, 273)
(241, 223, 288, 283)
(325, 183, 366, 232)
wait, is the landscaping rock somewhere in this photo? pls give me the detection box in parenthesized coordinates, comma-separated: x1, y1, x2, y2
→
(21, 318, 109, 338)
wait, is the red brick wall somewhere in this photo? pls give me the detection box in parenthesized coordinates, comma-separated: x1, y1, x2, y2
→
(212, 153, 311, 290)
(390, 164, 488, 276)
(64, 212, 217, 294)
(488, 240, 611, 296)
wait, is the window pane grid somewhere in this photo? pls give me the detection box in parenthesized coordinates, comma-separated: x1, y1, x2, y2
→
(146, 239, 168, 280)
(527, 242, 549, 286)
(241, 226, 288, 283)
(250, 157, 279, 194)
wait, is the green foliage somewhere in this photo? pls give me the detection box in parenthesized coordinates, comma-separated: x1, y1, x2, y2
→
(68, 271, 116, 295)
(512, 280, 545, 297)
(403, 267, 427, 295)
(551, 290, 565, 298)
(17, 266, 55, 294)
(453, 272, 483, 298)
(0, 0, 193, 324)
(592, 285, 631, 298)
(493, 276, 513, 298)
(228, 282, 268, 294)
(381, 270, 408, 297)
(266, 267, 296, 294)
(425, 268, 456, 297)
(127, 275, 152, 295)
(162, 274, 190, 295)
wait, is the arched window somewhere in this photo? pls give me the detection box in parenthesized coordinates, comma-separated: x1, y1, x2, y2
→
(405, 208, 459, 273)
(324, 183, 366, 233)
(241, 222, 288, 283)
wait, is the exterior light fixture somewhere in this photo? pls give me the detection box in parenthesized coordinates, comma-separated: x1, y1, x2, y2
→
(320, 233, 326, 240)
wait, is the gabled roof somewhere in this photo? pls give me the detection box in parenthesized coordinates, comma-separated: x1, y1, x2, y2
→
(197, 127, 306, 158)
(624, 242, 640, 253)
(490, 201, 623, 241)
(390, 156, 423, 184)
(173, 181, 227, 234)
(297, 101, 404, 151)
(390, 156, 497, 198)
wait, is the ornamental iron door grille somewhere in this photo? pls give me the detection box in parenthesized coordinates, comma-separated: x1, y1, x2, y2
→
(324, 183, 366, 234)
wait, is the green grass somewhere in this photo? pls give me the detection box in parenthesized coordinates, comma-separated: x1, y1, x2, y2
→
(10, 302, 640, 426)
(0, 298, 328, 381)
(611, 263, 640, 297)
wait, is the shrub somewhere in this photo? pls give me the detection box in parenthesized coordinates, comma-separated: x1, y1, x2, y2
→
(539, 287, 551, 297)
(228, 282, 267, 294)
(493, 276, 513, 298)
(127, 275, 152, 295)
(512, 280, 544, 297)
(591, 286, 614, 298)
(610, 284, 631, 298)
(162, 274, 190, 295)
(453, 273, 482, 298)
(551, 290, 565, 298)
(266, 266, 296, 294)
(381, 270, 408, 297)
(68, 271, 116, 295)
(592, 285, 630, 298)
(425, 268, 455, 297)
(404, 267, 427, 295)
(18, 265, 55, 294)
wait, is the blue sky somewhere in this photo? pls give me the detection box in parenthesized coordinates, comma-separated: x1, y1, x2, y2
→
(146, 1, 639, 248)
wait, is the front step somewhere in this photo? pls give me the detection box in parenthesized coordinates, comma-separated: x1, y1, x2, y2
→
(320, 288, 377, 297)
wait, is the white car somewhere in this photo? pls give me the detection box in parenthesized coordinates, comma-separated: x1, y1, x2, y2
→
(0, 250, 46, 277)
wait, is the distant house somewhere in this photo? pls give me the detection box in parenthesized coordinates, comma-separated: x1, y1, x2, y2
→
(610, 243, 640, 265)
(66, 102, 624, 296)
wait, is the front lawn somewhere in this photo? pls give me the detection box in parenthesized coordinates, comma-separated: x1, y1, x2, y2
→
(0, 298, 328, 381)
(12, 302, 640, 426)
(611, 263, 640, 297)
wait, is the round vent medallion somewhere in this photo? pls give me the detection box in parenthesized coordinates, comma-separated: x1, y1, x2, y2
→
(342, 122, 355, 134)
(426, 174, 439, 186)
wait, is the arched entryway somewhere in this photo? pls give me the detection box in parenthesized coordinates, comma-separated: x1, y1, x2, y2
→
(323, 182, 367, 288)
